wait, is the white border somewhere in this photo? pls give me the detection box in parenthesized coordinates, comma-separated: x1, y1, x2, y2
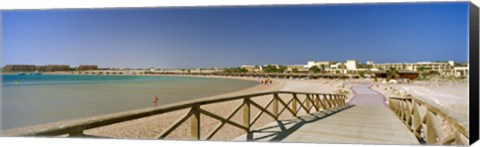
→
(0, 0, 478, 147)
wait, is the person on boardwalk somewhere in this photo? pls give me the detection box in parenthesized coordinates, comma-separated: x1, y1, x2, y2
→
(153, 96, 158, 107)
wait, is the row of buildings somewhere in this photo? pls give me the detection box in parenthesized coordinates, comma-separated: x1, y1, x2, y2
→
(2, 64, 99, 72)
(2, 60, 469, 78)
(241, 60, 469, 77)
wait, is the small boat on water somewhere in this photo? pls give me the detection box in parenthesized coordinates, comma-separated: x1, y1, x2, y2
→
(29, 72, 42, 75)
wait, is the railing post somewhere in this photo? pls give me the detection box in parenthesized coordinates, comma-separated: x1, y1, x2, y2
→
(273, 93, 279, 120)
(306, 94, 311, 114)
(338, 95, 342, 107)
(191, 105, 200, 140)
(243, 97, 251, 132)
(338, 95, 342, 106)
(326, 95, 332, 109)
(330, 95, 335, 108)
(292, 94, 297, 117)
(321, 94, 328, 110)
(425, 110, 438, 144)
(399, 100, 405, 121)
(332, 95, 338, 108)
(314, 94, 320, 111)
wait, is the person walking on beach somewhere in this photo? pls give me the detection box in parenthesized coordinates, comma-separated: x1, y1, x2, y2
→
(153, 96, 158, 107)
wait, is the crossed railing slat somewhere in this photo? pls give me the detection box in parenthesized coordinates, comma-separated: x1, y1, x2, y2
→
(19, 91, 348, 140)
(388, 97, 469, 145)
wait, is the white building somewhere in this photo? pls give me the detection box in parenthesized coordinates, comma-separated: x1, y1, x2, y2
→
(453, 66, 469, 77)
(413, 61, 453, 75)
(307, 61, 332, 69)
(345, 60, 358, 70)
(241, 65, 262, 72)
(286, 64, 308, 72)
(239, 59, 469, 77)
(370, 60, 461, 76)
(373, 63, 415, 71)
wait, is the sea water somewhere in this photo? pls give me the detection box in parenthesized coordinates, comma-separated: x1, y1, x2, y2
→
(1, 74, 258, 130)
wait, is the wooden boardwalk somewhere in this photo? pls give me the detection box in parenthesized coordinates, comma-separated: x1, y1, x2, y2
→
(234, 84, 419, 145)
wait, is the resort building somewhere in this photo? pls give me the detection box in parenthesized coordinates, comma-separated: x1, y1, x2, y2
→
(371, 61, 454, 75)
(78, 65, 98, 71)
(2, 64, 71, 72)
(285, 64, 308, 72)
(3, 64, 37, 72)
(306, 61, 332, 69)
(413, 62, 453, 75)
(38, 65, 71, 72)
(372, 63, 411, 71)
(345, 60, 359, 70)
(241, 65, 262, 72)
(453, 66, 469, 77)
(326, 62, 346, 74)
(305, 59, 467, 77)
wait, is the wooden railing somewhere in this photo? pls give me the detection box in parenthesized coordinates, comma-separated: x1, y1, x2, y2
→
(388, 97, 469, 145)
(19, 91, 348, 140)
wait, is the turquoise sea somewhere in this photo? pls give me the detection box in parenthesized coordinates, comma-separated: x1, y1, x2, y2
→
(1, 74, 258, 130)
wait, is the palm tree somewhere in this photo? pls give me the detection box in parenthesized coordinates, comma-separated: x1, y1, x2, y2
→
(338, 63, 347, 88)
(308, 66, 321, 73)
(357, 70, 365, 78)
(320, 64, 327, 73)
(386, 67, 400, 82)
(338, 63, 347, 75)
(417, 66, 431, 80)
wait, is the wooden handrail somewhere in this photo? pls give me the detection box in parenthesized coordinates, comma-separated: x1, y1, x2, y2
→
(388, 97, 469, 145)
(18, 91, 348, 140)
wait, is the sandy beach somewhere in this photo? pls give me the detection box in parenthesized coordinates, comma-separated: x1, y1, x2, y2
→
(1, 75, 353, 140)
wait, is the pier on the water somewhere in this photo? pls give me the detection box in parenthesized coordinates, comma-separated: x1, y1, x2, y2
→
(17, 84, 469, 145)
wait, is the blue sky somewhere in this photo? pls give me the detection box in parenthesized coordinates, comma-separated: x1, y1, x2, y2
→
(2, 2, 469, 68)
